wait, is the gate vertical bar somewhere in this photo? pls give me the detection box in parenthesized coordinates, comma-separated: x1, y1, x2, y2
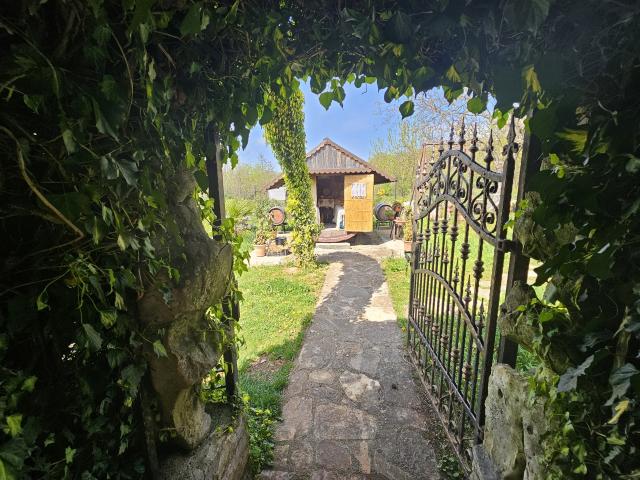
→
(474, 116, 519, 441)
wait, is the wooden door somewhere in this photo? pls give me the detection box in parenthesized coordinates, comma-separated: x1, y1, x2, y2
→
(343, 174, 374, 232)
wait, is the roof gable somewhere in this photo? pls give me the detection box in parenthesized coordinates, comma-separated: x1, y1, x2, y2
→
(265, 138, 395, 190)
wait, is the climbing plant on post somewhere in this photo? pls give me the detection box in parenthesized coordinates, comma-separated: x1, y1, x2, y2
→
(264, 88, 319, 266)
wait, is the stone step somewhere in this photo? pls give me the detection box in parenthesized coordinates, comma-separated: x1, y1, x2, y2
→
(315, 242, 352, 250)
(257, 470, 293, 479)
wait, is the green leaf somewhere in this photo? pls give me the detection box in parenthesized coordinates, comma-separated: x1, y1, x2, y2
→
(194, 170, 209, 192)
(121, 364, 146, 395)
(625, 155, 640, 173)
(0, 458, 16, 480)
(5, 415, 22, 438)
(384, 86, 398, 103)
(36, 291, 48, 311)
(557, 129, 587, 153)
(399, 100, 414, 118)
(523, 65, 542, 93)
(319, 92, 333, 110)
(606, 363, 639, 406)
(446, 65, 461, 83)
(82, 323, 103, 350)
(180, 3, 202, 36)
(259, 106, 273, 125)
(92, 98, 119, 139)
(557, 355, 594, 392)
(62, 129, 77, 154)
(21, 376, 37, 392)
(117, 234, 127, 251)
(467, 96, 486, 114)
(608, 400, 630, 425)
(99, 309, 117, 328)
(100, 75, 118, 100)
(152, 339, 168, 358)
(391, 11, 412, 42)
(65, 447, 76, 464)
(115, 159, 138, 186)
(23, 94, 44, 113)
(91, 216, 104, 244)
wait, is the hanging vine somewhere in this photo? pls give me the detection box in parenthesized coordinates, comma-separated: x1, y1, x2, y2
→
(264, 87, 320, 266)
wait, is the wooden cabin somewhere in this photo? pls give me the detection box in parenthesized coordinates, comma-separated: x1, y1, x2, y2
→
(266, 138, 395, 240)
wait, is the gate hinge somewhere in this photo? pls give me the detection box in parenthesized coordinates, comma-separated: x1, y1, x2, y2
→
(498, 239, 517, 253)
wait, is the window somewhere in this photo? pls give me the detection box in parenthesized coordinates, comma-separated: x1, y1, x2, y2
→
(351, 182, 366, 199)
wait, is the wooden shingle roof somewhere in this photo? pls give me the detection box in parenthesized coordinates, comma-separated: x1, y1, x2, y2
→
(266, 138, 395, 190)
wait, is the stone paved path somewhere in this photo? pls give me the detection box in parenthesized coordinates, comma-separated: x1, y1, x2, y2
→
(260, 245, 440, 480)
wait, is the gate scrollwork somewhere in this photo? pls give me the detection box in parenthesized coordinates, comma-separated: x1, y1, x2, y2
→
(407, 117, 520, 469)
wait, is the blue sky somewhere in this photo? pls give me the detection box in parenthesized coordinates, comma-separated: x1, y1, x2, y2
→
(238, 81, 404, 170)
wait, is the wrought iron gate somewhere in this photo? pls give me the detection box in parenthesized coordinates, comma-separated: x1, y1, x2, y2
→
(407, 117, 520, 468)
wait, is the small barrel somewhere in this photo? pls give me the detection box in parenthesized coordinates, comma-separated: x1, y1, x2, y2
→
(268, 206, 286, 226)
(373, 203, 394, 222)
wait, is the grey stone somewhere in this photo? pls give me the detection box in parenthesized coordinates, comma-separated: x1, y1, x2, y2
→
(160, 411, 248, 480)
(482, 364, 527, 479)
(522, 392, 555, 480)
(275, 396, 313, 441)
(469, 445, 500, 480)
(314, 403, 377, 440)
(339, 371, 381, 403)
(315, 440, 353, 471)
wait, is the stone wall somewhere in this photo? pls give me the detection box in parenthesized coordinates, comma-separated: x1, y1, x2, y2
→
(160, 407, 249, 480)
(470, 364, 553, 480)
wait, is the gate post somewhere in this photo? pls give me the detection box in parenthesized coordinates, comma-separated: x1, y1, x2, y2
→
(496, 116, 543, 368)
(205, 124, 239, 401)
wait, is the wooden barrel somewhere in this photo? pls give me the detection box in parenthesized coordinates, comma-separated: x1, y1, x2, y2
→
(268, 206, 286, 226)
(373, 203, 394, 221)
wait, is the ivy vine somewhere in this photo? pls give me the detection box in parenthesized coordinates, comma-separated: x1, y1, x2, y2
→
(264, 88, 319, 266)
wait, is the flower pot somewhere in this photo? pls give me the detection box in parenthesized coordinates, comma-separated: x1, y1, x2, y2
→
(254, 244, 267, 257)
(404, 240, 413, 252)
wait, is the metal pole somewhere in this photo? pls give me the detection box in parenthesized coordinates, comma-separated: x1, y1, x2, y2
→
(205, 123, 239, 401)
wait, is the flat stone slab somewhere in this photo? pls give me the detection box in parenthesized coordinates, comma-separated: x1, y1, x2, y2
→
(262, 249, 440, 479)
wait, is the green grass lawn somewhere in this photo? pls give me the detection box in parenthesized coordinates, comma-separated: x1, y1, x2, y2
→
(382, 257, 412, 330)
(236, 262, 327, 472)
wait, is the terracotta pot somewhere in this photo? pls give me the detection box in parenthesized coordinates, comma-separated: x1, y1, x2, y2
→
(254, 244, 267, 257)
(404, 240, 413, 252)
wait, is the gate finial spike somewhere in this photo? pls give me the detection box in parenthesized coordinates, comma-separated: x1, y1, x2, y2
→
(470, 122, 479, 153)
(458, 116, 466, 149)
(485, 129, 495, 168)
(448, 122, 455, 149)
(429, 143, 436, 168)
(438, 137, 445, 155)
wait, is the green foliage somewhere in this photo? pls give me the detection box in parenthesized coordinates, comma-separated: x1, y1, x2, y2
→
(223, 156, 277, 200)
(264, 88, 320, 266)
(438, 454, 464, 480)
(1, 0, 639, 477)
(245, 404, 277, 472)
